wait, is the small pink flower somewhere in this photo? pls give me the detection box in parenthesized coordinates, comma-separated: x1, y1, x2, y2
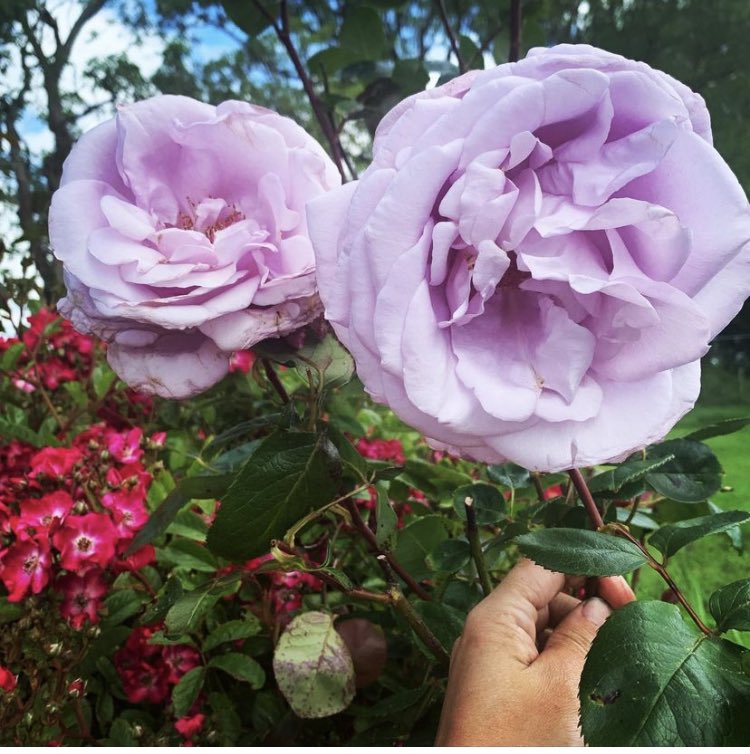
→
(356, 437, 406, 465)
(30, 447, 82, 478)
(0, 538, 52, 601)
(52, 513, 118, 571)
(175, 713, 205, 740)
(57, 568, 108, 629)
(149, 431, 167, 448)
(0, 665, 17, 693)
(229, 350, 255, 374)
(12, 490, 74, 539)
(163, 645, 201, 685)
(105, 428, 144, 464)
(102, 490, 149, 541)
(113, 544, 156, 573)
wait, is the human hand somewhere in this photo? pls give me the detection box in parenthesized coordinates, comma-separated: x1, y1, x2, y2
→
(435, 559, 635, 746)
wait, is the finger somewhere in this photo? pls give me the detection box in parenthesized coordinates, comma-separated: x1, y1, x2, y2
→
(548, 592, 580, 628)
(482, 558, 566, 621)
(537, 597, 611, 672)
(597, 575, 636, 608)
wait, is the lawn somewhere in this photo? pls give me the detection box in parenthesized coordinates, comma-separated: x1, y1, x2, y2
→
(634, 402, 750, 644)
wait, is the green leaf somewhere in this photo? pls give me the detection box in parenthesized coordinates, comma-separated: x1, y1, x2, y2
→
(645, 439, 722, 503)
(308, 46, 360, 77)
(223, 0, 276, 35)
(580, 601, 750, 745)
(172, 667, 205, 717)
(326, 423, 368, 482)
(412, 601, 464, 655)
(160, 538, 219, 572)
(428, 538, 471, 573)
(272, 611, 355, 718)
(363, 686, 429, 718)
(398, 458, 472, 499)
(1, 342, 25, 370)
(515, 528, 648, 576)
(203, 414, 283, 457)
(204, 617, 262, 652)
(588, 455, 675, 494)
(206, 430, 340, 561)
(209, 653, 265, 688)
(458, 34, 482, 68)
(650, 511, 750, 558)
(685, 417, 750, 442)
(126, 490, 187, 555)
(102, 590, 146, 627)
(165, 577, 240, 635)
(0, 601, 24, 625)
(710, 580, 750, 633)
(487, 463, 530, 489)
(452, 483, 506, 525)
(375, 485, 398, 550)
(340, 6, 386, 60)
(394, 515, 448, 581)
(92, 364, 117, 399)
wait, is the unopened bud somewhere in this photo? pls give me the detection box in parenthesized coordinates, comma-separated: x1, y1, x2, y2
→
(67, 678, 85, 697)
(132, 724, 144, 738)
(73, 501, 89, 515)
(47, 642, 63, 657)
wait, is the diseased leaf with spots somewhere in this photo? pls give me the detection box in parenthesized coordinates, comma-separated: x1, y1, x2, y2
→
(580, 601, 750, 745)
(273, 611, 355, 718)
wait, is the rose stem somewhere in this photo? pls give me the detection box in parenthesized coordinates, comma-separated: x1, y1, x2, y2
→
(530, 472, 547, 505)
(435, 0, 467, 73)
(274, 540, 391, 604)
(509, 0, 522, 63)
(344, 498, 432, 601)
(569, 470, 713, 636)
(568, 467, 605, 529)
(261, 358, 290, 404)
(464, 497, 493, 596)
(379, 556, 451, 668)
(251, 0, 347, 181)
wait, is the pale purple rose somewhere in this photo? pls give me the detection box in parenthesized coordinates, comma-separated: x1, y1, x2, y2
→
(309, 44, 750, 472)
(50, 95, 339, 398)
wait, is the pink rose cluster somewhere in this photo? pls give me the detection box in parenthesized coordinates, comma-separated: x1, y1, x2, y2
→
(0, 423, 162, 628)
(50, 96, 340, 398)
(309, 44, 750, 471)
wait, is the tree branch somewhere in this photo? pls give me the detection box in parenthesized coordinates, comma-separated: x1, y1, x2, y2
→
(434, 0, 467, 73)
(251, 0, 347, 181)
(509, 0, 522, 62)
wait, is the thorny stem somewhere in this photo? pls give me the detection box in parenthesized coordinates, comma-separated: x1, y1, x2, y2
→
(464, 498, 493, 597)
(509, 0, 522, 63)
(261, 358, 290, 404)
(435, 0, 467, 73)
(568, 468, 605, 530)
(569, 469, 712, 635)
(530, 472, 546, 505)
(251, 0, 347, 180)
(379, 556, 451, 668)
(344, 498, 432, 601)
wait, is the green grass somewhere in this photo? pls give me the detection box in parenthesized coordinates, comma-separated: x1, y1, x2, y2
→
(635, 403, 750, 644)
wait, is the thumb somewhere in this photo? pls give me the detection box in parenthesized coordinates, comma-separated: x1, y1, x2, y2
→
(538, 597, 611, 670)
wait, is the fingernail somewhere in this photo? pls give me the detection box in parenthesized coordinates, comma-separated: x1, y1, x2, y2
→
(582, 597, 611, 628)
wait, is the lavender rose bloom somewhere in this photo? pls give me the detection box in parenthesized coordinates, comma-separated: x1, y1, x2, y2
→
(50, 95, 339, 398)
(309, 45, 750, 472)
